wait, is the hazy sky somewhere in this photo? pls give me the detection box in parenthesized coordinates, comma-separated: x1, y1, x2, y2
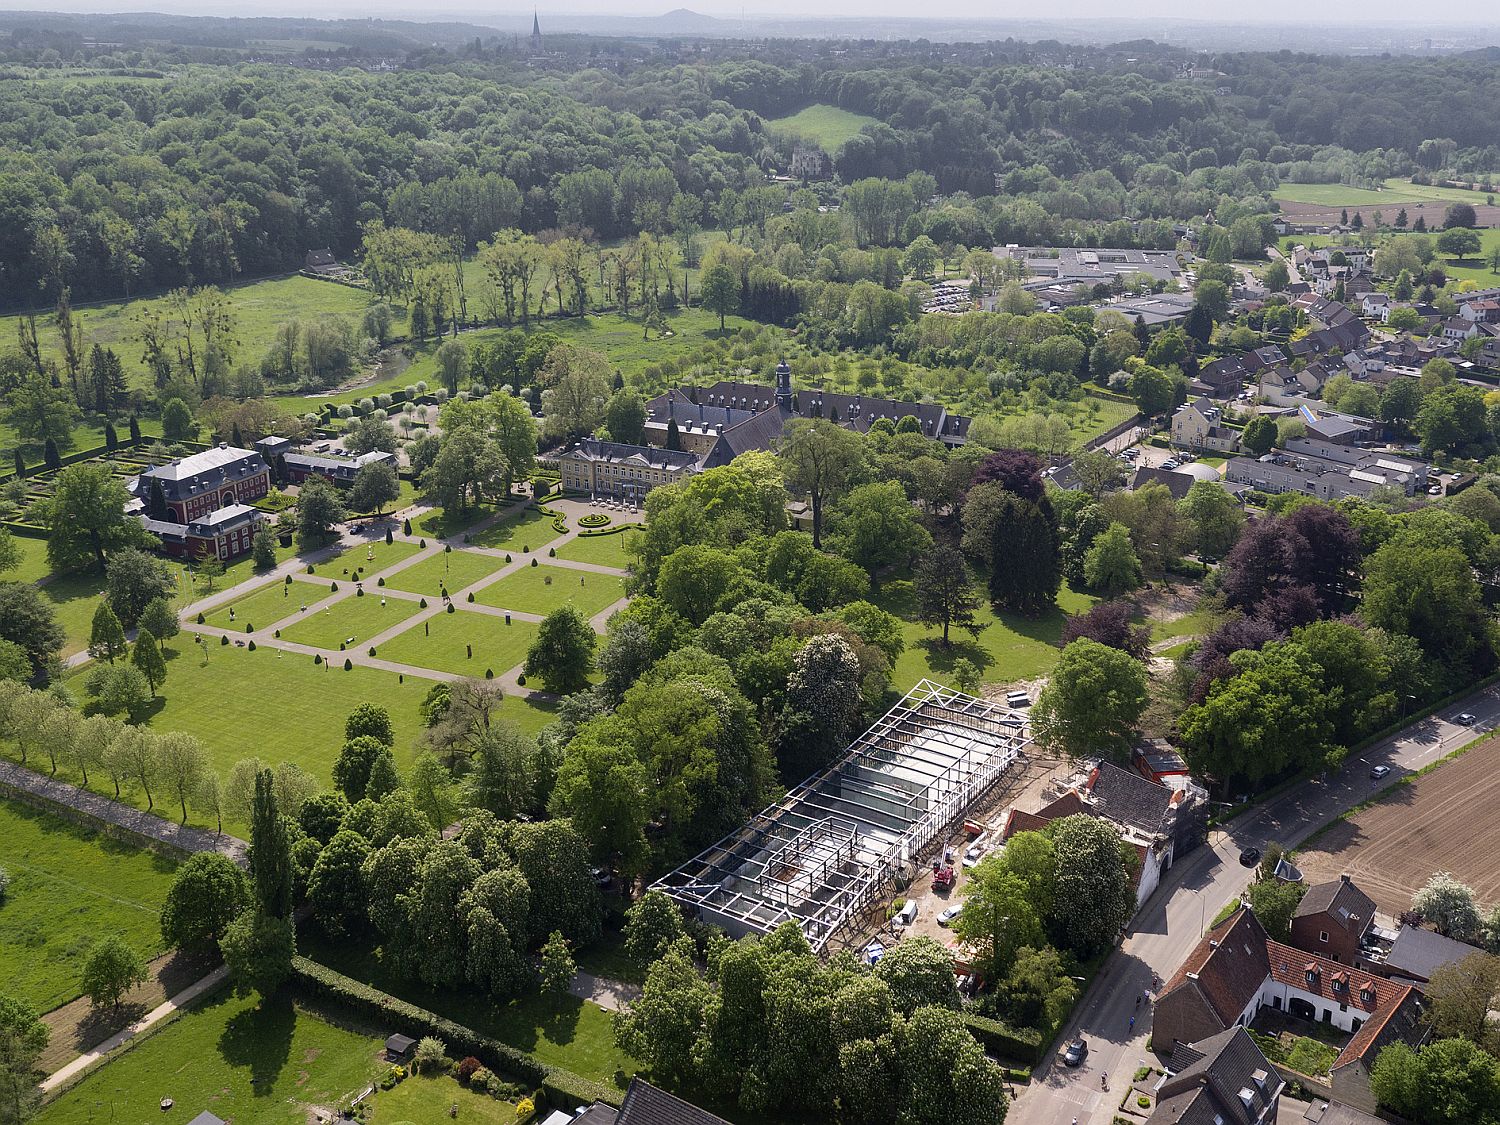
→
(0, 0, 1475, 23)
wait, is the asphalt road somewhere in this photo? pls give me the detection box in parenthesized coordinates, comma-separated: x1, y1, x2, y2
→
(1011, 685, 1500, 1125)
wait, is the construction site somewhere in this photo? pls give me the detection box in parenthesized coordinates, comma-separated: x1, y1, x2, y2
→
(652, 680, 1035, 955)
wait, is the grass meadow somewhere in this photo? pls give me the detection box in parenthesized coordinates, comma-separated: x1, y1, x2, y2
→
(553, 529, 639, 571)
(0, 799, 177, 1012)
(375, 606, 539, 679)
(767, 104, 880, 150)
(475, 564, 626, 619)
(35, 991, 383, 1125)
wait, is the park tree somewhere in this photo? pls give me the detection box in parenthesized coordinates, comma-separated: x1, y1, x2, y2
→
(88, 602, 127, 663)
(1370, 1038, 1500, 1125)
(161, 853, 248, 955)
(296, 477, 346, 548)
(1444, 202, 1479, 230)
(1180, 640, 1334, 786)
(914, 545, 981, 647)
(623, 891, 688, 971)
(250, 528, 277, 570)
(1083, 521, 1143, 595)
(776, 633, 864, 779)
(345, 414, 399, 455)
(250, 769, 293, 919)
(1061, 600, 1150, 659)
(0, 584, 63, 673)
(138, 597, 179, 645)
(700, 262, 740, 330)
(345, 705, 393, 750)
(1000, 944, 1079, 1030)
(80, 935, 147, 1010)
(1071, 448, 1127, 500)
(46, 462, 146, 573)
(1363, 542, 1488, 669)
(348, 460, 400, 514)
(161, 397, 195, 441)
(1047, 814, 1134, 955)
(436, 338, 468, 394)
(539, 930, 576, 995)
(549, 734, 651, 873)
(539, 344, 612, 441)
(893, 1006, 1008, 1125)
(1247, 879, 1308, 943)
(87, 663, 150, 721)
(505, 819, 602, 945)
(604, 388, 647, 445)
(1241, 415, 1277, 457)
(873, 936, 961, 1015)
(1033, 638, 1150, 762)
(779, 419, 865, 549)
(1412, 873, 1483, 943)
(961, 482, 1059, 615)
(1423, 951, 1500, 1046)
(220, 910, 295, 999)
(334, 736, 396, 803)
(130, 628, 167, 698)
(0, 993, 49, 1125)
(1182, 479, 1246, 558)
(525, 605, 596, 694)
(613, 939, 713, 1088)
(1437, 227, 1482, 262)
(656, 545, 740, 625)
(155, 731, 206, 822)
(104, 548, 174, 628)
(828, 481, 932, 579)
(1264, 260, 1289, 291)
(955, 861, 1046, 984)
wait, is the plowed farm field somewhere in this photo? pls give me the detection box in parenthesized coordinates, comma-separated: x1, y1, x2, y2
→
(1295, 738, 1500, 917)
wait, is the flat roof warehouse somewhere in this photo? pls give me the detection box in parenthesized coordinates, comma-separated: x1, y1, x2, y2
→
(654, 681, 1030, 954)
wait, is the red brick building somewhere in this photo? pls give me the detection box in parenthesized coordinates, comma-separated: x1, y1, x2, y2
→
(135, 444, 271, 523)
(1290, 875, 1377, 967)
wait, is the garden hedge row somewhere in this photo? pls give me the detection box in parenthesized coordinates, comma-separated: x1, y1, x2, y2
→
(291, 956, 621, 1110)
(960, 1012, 1044, 1065)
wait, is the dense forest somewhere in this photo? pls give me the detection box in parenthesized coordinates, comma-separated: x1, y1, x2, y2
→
(4, 16, 1500, 306)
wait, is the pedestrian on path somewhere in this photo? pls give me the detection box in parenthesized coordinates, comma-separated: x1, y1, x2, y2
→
(1129, 1015, 1135, 1032)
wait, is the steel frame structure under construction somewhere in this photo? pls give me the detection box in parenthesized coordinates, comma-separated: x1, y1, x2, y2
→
(652, 679, 1030, 953)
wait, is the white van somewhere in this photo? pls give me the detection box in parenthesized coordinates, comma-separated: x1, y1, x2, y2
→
(894, 900, 919, 927)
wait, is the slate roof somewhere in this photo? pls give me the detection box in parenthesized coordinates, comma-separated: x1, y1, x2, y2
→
(1153, 1026, 1281, 1125)
(1293, 876, 1376, 936)
(563, 439, 700, 471)
(1383, 925, 1482, 983)
(1130, 466, 1196, 501)
(138, 445, 268, 501)
(615, 1078, 735, 1125)
(186, 503, 261, 536)
(1087, 761, 1175, 835)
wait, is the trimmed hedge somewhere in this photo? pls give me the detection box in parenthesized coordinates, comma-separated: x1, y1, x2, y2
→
(290, 956, 621, 1111)
(576, 525, 639, 539)
(961, 1012, 1044, 1065)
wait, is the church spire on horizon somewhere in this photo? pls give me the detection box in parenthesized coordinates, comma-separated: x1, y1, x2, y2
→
(531, 9, 542, 49)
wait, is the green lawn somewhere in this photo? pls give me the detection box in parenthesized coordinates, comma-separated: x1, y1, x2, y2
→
(0, 275, 395, 402)
(278, 593, 425, 651)
(0, 799, 177, 1012)
(767, 104, 879, 150)
(370, 1072, 519, 1124)
(301, 930, 637, 1085)
(376, 607, 539, 679)
(877, 578, 1097, 691)
(470, 507, 564, 554)
(35, 991, 383, 1125)
(1150, 605, 1220, 643)
(380, 549, 508, 598)
(475, 565, 626, 619)
(553, 530, 639, 571)
(202, 581, 309, 634)
(323, 538, 423, 578)
(49, 644, 434, 834)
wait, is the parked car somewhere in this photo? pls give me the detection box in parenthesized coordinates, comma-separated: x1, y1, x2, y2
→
(1238, 847, 1262, 868)
(1062, 1038, 1088, 1067)
(1162, 458, 1181, 470)
(1369, 765, 1391, 779)
(1428, 485, 1443, 496)
(938, 903, 964, 927)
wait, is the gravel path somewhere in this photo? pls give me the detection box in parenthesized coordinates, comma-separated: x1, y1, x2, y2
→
(0, 760, 247, 865)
